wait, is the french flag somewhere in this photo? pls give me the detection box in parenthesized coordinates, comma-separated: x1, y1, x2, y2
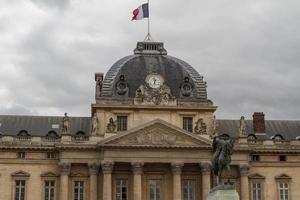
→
(132, 3, 149, 20)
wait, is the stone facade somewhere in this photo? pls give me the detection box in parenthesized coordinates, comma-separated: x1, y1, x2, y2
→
(1, 41, 300, 200)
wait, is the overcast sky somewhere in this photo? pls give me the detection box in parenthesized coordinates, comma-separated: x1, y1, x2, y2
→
(1, 0, 300, 120)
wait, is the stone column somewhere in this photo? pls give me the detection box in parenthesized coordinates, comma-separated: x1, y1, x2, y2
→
(89, 162, 100, 200)
(59, 162, 71, 200)
(171, 163, 184, 200)
(102, 161, 114, 200)
(240, 164, 250, 200)
(200, 162, 212, 200)
(132, 162, 144, 200)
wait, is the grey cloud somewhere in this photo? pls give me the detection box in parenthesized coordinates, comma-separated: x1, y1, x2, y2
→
(1, 0, 300, 120)
(29, 0, 69, 10)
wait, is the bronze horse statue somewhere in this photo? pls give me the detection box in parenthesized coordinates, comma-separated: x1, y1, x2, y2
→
(211, 135, 235, 185)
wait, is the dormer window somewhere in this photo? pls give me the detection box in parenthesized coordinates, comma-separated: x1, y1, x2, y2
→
(272, 134, 284, 144)
(17, 130, 30, 137)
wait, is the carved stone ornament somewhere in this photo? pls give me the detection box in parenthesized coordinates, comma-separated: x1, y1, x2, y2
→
(239, 164, 250, 176)
(115, 75, 129, 96)
(171, 163, 184, 175)
(106, 118, 116, 133)
(200, 162, 212, 175)
(194, 119, 207, 135)
(180, 77, 194, 97)
(134, 83, 176, 106)
(91, 113, 98, 136)
(239, 116, 246, 136)
(59, 162, 71, 175)
(62, 112, 70, 134)
(124, 130, 186, 146)
(101, 161, 114, 174)
(88, 162, 100, 175)
(131, 162, 144, 175)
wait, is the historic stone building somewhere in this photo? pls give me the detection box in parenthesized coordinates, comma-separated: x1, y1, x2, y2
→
(1, 40, 300, 200)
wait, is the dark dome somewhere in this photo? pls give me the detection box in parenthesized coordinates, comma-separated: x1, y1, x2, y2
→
(101, 41, 208, 102)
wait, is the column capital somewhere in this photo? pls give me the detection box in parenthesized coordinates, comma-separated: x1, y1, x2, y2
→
(131, 162, 144, 175)
(101, 161, 114, 174)
(88, 162, 100, 175)
(59, 162, 71, 176)
(239, 164, 250, 176)
(171, 163, 184, 175)
(200, 162, 212, 175)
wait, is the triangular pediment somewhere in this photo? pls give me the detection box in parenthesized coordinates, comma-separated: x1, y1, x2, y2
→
(275, 174, 291, 180)
(99, 119, 212, 148)
(11, 170, 30, 177)
(248, 173, 265, 179)
(40, 172, 58, 177)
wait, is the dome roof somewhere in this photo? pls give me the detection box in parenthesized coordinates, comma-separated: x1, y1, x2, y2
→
(100, 41, 209, 102)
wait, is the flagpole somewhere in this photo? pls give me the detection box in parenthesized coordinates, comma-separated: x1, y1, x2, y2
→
(147, 0, 151, 41)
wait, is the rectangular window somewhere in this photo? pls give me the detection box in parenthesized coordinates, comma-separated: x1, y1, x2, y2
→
(115, 179, 128, 200)
(279, 155, 287, 162)
(252, 182, 262, 200)
(74, 181, 84, 200)
(17, 152, 26, 159)
(183, 180, 195, 200)
(117, 116, 128, 131)
(44, 180, 55, 200)
(149, 180, 161, 200)
(15, 180, 26, 200)
(183, 117, 193, 132)
(47, 152, 57, 159)
(251, 155, 260, 162)
(279, 182, 289, 200)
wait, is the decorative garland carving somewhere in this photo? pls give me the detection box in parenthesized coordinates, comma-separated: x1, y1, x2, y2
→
(134, 83, 176, 106)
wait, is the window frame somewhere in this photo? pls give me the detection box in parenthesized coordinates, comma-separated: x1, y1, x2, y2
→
(41, 172, 58, 200)
(182, 117, 193, 133)
(17, 152, 26, 159)
(114, 178, 129, 200)
(182, 179, 196, 200)
(72, 178, 87, 200)
(249, 173, 265, 200)
(117, 115, 128, 132)
(11, 171, 30, 200)
(275, 174, 291, 200)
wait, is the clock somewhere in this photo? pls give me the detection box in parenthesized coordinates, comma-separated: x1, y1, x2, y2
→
(148, 75, 161, 89)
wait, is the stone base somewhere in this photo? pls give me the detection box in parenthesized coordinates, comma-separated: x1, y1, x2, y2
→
(208, 189, 240, 200)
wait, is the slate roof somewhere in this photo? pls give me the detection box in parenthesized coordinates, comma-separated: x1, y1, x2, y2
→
(1, 115, 300, 140)
(101, 43, 208, 101)
(0, 115, 90, 136)
(218, 120, 300, 140)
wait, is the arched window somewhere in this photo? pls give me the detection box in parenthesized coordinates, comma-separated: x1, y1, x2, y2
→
(272, 134, 285, 144)
(75, 131, 86, 136)
(46, 131, 58, 138)
(17, 130, 30, 137)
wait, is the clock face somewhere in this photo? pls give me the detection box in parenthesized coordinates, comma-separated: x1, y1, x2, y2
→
(148, 76, 161, 89)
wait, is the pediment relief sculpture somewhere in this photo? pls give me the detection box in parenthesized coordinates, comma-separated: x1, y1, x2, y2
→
(103, 121, 211, 147)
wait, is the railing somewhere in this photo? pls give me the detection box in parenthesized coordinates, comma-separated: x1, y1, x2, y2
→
(71, 135, 89, 142)
(42, 137, 61, 143)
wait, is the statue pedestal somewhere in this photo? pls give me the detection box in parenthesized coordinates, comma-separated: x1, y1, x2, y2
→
(208, 188, 239, 200)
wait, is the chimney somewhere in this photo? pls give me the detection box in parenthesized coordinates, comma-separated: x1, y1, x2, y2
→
(253, 112, 265, 133)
